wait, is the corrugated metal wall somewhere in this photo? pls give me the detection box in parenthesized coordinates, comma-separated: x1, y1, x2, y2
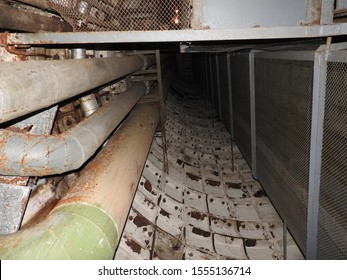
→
(195, 44, 347, 260)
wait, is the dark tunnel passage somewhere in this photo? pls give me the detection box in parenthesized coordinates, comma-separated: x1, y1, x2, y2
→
(114, 54, 304, 260)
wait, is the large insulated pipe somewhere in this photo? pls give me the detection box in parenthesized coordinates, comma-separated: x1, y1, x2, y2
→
(0, 82, 147, 176)
(0, 102, 159, 259)
(0, 55, 152, 123)
(15, 0, 50, 10)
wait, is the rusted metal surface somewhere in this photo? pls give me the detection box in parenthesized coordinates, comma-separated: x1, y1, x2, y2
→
(1, 33, 52, 58)
(56, 101, 160, 234)
(0, 82, 147, 176)
(0, 53, 145, 124)
(15, 0, 50, 10)
(0, 184, 31, 234)
(0, 106, 58, 234)
(21, 176, 73, 228)
(306, 0, 322, 25)
(0, 105, 58, 184)
(0, 2, 71, 32)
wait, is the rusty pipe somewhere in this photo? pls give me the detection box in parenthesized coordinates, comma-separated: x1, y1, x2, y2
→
(0, 101, 159, 259)
(14, 0, 51, 10)
(0, 55, 149, 123)
(0, 82, 147, 176)
(0, 2, 72, 32)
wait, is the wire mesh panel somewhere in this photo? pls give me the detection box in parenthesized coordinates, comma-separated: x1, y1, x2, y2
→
(317, 61, 347, 259)
(254, 57, 314, 255)
(231, 53, 252, 165)
(47, 0, 192, 31)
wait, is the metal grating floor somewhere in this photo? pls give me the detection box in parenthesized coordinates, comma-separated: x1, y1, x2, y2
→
(114, 81, 304, 260)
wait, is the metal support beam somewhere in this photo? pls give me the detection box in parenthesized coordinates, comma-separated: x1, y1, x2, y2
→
(321, 0, 335, 24)
(6, 23, 347, 46)
(226, 53, 234, 140)
(209, 55, 215, 110)
(306, 44, 329, 259)
(249, 50, 257, 179)
(215, 55, 222, 120)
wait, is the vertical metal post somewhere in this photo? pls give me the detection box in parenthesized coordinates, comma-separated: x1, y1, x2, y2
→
(227, 53, 234, 140)
(202, 55, 207, 95)
(306, 45, 329, 259)
(215, 54, 222, 120)
(320, 0, 335, 24)
(155, 50, 164, 104)
(155, 50, 168, 174)
(209, 54, 215, 110)
(203, 55, 210, 107)
(249, 50, 257, 179)
(283, 220, 288, 260)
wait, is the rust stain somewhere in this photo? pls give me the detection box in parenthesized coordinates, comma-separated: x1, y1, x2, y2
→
(1, 32, 52, 58)
(6, 125, 33, 134)
(226, 182, 242, 189)
(125, 238, 142, 254)
(205, 179, 220, 187)
(307, 0, 322, 25)
(160, 209, 170, 218)
(186, 172, 201, 182)
(190, 210, 206, 221)
(192, 227, 211, 238)
(0, 176, 28, 186)
(144, 180, 152, 192)
(133, 214, 150, 228)
(253, 189, 266, 197)
(54, 195, 92, 209)
(245, 239, 257, 247)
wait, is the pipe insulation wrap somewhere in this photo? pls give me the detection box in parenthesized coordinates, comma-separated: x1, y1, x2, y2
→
(0, 55, 146, 123)
(0, 82, 148, 176)
(0, 102, 160, 259)
(0, 204, 118, 260)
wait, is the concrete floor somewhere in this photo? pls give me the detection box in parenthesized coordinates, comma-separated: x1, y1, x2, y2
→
(115, 81, 304, 260)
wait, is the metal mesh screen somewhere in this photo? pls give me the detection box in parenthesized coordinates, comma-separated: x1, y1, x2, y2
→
(317, 61, 347, 259)
(255, 57, 314, 254)
(47, 0, 191, 31)
(231, 53, 252, 165)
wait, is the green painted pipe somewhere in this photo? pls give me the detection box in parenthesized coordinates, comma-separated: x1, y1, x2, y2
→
(0, 101, 159, 259)
(0, 204, 118, 259)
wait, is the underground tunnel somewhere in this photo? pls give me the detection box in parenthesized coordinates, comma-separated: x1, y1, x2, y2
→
(0, 0, 346, 261)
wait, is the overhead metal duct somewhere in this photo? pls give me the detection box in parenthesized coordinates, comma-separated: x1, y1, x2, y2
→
(0, 82, 147, 176)
(0, 55, 153, 123)
(0, 101, 159, 259)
